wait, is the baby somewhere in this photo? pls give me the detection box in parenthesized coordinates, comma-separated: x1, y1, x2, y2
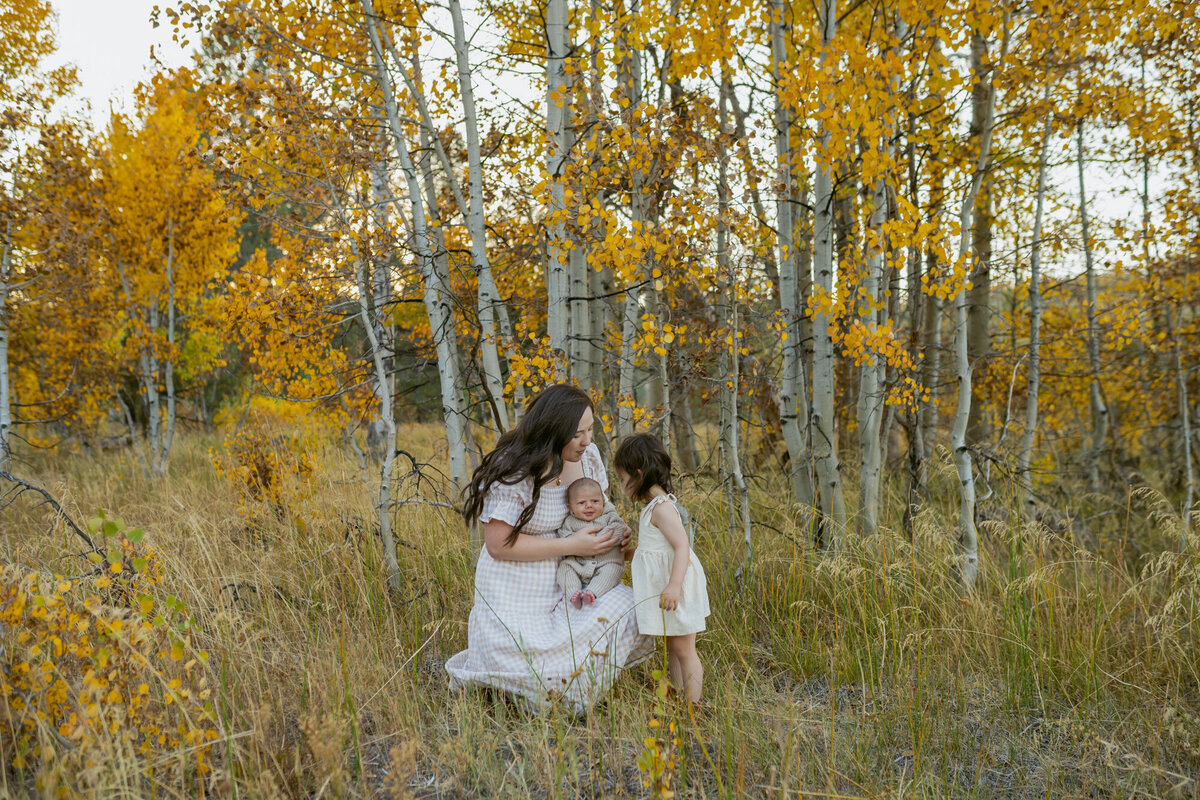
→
(557, 477, 628, 609)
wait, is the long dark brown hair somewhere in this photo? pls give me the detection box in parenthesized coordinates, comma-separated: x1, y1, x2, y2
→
(462, 384, 592, 545)
(613, 432, 674, 502)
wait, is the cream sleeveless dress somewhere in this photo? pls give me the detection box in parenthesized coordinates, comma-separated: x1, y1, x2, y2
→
(631, 494, 710, 636)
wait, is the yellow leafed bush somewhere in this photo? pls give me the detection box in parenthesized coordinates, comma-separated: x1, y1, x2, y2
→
(0, 516, 217, 787)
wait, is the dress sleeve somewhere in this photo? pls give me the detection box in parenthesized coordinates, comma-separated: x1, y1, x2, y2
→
(582, 442, 609, 493)
(478, 479, 532, 527)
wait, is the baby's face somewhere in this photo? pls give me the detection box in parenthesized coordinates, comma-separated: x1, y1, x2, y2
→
(569, 490, 605, 521)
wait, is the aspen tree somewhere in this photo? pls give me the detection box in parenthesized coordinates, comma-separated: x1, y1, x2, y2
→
(966, 30, 994, 448)
(1076, 119, 1109, 490)
(857, 13, 905, 538)
(771, 0, 816, 510)
(717, 66, 753, 561)
(1018, 87, 1053, 520)
(950, 13, 1002, 590)
(616, 0, 643, 439)
(545, 0, 571, 376)
(449, 0, 512, 427)
(0, 218, 10, 473)
(361, 0, 468, 491)
(383, 20, 515, 430)
(811, 0, 847, 535)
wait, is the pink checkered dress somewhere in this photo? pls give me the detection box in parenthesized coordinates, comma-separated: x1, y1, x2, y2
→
(445, 443, 654, 712)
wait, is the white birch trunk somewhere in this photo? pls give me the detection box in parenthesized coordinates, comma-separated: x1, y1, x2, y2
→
(771, 0, 816, 510)
(919, 164, 947, 464)
(143, 287, 162, 473)
(161, 220, 177, 472)
(1077, 120, 1109, 490)
(545, 0, 570, 375)
(448, 0, 510, 428)
(1018, 95, 1052, 519)
(363, 0, 468, 490)
(949, 26, 999, 590)
(1175, 334, 1194, 545)
(0, 220, 11, 475)
(812, 0, 847, 535)
(857, 176, 888, 537)
(616, 6, 642, 438)
(858, 16, 904, 536)
(355, 248, 401, 591)
(389, 31, 513, 429)
(116, 390, 149, 478)
(366, 148, 393, 454)
(617, 277, 640, 439)
(717, 69, 753, 563)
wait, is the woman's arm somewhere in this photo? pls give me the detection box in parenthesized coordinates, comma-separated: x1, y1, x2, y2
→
(651, 501, 690, 609)
(483, 519, 621, 561)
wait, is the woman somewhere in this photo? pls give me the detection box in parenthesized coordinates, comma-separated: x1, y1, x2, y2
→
(445, 384, 654, 712)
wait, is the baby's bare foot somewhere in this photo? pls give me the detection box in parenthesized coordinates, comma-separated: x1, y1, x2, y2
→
(570, 591, 584, 610)
(582, 591, 596, 606)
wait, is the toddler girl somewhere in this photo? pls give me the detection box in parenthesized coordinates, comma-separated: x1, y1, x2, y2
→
(614, 432, 710, 703)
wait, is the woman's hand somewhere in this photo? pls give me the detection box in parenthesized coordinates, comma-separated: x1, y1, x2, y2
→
(566, 525, 620, 557)
(618, 524, 635, 560)
(660, 584, 681, 611)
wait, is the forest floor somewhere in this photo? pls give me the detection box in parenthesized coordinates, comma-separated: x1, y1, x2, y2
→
(2, 422, 1199, 799)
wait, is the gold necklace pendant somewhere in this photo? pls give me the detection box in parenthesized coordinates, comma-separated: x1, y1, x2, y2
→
(555, 476, 562, 486)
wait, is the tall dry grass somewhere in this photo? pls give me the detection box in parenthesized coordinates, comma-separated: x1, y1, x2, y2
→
(2, 422, 1198, 798)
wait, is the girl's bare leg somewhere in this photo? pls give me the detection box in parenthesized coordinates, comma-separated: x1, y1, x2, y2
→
(665, 634, 703, 702)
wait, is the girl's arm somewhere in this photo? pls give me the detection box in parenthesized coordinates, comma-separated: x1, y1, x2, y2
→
(651, 501, 690, 607)
(483, 519, 620, 561)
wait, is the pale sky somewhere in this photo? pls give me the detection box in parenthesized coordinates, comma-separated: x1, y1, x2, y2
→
(48, 0, 193, 127)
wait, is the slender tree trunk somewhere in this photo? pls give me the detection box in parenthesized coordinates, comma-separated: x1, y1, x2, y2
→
(363, 0, 468, 490)
(717, 67, 753, 564)
(812, 0, 847, 535)
(449, 0, 510, 428)
(161, 221, 177, 472)
(919, 162, 946, 463)
(857, 166, 888, 537)
(116, 389, 149, 477)
(727, 87, 782, 302)
(950, 22, 999, 590)
(771, 0, 816, 510)
(366, 149, 391, 456)
(647, 277, 670, 448)
(1174, 325, 1194, 544)
(616, 0, 642, 438)
(143, 304, 162, 475)
(0, 221, 11, 474)
(1018, 96, 1052, 520)
(903, 110, 926, 532)
(858, 17, 904, 537)
(545, 0, 570, 375)
(392, 23, 511, 429)
(668, 362, 697, 471)
(966, 35, 993, 449)
(355, 248, 401, 591)
(1077, 119, 1109, 491)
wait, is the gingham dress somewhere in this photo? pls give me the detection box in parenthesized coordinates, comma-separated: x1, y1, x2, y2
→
(445, 443, 655, 713)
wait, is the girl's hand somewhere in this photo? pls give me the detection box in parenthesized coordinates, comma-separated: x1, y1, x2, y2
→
(566, 525, 619, 557)
(660, 585, 681, 611)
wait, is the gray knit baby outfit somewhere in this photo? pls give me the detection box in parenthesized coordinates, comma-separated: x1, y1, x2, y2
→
(556, 503, 627, 602)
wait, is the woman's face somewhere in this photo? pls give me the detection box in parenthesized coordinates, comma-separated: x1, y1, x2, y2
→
(561, 407, 594, 463)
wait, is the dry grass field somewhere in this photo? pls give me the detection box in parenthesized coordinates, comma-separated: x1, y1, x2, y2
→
(2, 419, 1198, 798)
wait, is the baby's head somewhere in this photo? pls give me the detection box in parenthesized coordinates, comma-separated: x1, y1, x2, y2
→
(566, 477, 605, 522)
